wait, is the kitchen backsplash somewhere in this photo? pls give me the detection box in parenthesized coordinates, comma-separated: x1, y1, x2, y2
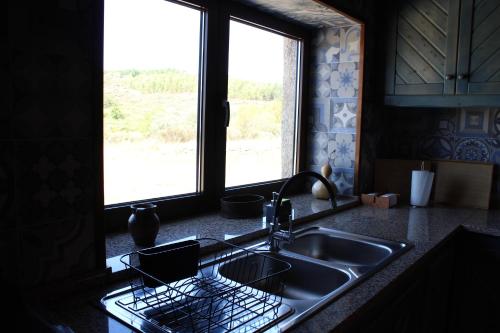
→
(379, 107, 500, 204)
(2, 1, 101, 286)
(308, 24, 361, 195)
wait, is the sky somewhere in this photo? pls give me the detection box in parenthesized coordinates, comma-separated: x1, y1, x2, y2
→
(104, 0, 292, 83)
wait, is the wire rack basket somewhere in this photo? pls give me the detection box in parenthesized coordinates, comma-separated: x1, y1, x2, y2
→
(118, 238, 292, 333)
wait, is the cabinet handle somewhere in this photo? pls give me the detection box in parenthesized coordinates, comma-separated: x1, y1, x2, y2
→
(445, 74, 455, 80)
(457, 73, 468, 80)
(223, 100, 230, 127)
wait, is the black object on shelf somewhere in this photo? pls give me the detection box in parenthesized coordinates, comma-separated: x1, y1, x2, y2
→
(265, 192, 292, 223)
(220, 194, 265, 219)
(138, 240, 200, 287)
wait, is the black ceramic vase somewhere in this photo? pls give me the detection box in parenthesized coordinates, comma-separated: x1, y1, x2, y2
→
(128, 203, 160, 246)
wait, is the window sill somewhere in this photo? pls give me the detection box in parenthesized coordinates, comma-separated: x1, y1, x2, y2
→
(105, 193, 360, 273)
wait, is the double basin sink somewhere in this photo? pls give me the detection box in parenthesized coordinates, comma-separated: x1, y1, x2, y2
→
(218, 226, 409, 331)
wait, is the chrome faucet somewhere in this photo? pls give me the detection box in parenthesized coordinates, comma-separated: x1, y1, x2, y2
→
(268, 171, 337, 252)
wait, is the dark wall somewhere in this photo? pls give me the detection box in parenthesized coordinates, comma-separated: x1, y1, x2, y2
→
(3, 0, 104, 287)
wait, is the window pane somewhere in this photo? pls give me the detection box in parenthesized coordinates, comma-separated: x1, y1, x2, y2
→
(226, 20, 299, 188)
(104, 0, 201, 205)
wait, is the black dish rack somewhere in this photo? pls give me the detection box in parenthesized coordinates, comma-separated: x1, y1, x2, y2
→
(118, 238, 292, 333)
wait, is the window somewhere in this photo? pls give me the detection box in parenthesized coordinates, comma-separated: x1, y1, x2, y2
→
(103, 0, 308, 226)
(103, 0, 203, 205)
(225, 20, 299, 188)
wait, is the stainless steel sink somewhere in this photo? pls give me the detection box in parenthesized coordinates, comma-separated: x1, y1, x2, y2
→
(218, 252, 351, 300)
(281, 227, 398, 266)
(100, 227, 409, 333)
(232, 226, 410, 331)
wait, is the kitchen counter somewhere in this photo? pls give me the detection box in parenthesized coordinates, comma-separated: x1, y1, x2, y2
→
(37, 203, 500, 333)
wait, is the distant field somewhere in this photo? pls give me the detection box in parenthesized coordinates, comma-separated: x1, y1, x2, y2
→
(104, 69, 285, 204)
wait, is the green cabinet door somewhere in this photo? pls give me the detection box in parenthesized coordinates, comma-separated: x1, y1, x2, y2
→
(456, 0, 500, 95)
(386, 0, 461, 96)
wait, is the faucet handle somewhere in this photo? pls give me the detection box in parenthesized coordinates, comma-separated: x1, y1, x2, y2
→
(272, 192, 279, 204)
(288, 215, 295, 242)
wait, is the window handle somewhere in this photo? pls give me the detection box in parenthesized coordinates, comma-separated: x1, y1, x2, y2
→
(223, 100, 230, 127)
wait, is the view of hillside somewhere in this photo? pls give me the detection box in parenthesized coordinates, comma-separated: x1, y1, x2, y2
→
(103, 69, 285, 204)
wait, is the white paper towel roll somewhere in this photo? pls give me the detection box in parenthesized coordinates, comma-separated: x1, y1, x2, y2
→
(410, 170, 434, 207)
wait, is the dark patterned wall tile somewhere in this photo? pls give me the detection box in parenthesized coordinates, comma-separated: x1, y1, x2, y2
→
(0, 143, 16, 229)
(19, 215, 96, 286)
(15, 139, 94, 225)
(0, 228, 20, 283)
(1, 61, 11, 140)
(11, 51, 93, 139)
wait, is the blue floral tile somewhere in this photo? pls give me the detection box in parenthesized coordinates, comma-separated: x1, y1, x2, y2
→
(330, 62, 359, 98)
(454, 138, 490, 161)
(310, 98, 331, 132)
(419, 136, 454, 159)
(332, 168, 354, 195)
(308, 132, 329, 166)
(491, 150, 500, 164)
(340, 25, 361, 62)
(330, 99, 357, 131)
(313, 28, 340, 64)
(312, 63, 332, 97)
(328, 133, 356, 168)
(457, 108, 490, 137)
(489, 108, 500, 138)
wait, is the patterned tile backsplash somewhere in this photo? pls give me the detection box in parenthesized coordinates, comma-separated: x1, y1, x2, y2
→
(380, 107, 500, 202)
(2, 0, 100, 286)
(308, 25, 361, 195)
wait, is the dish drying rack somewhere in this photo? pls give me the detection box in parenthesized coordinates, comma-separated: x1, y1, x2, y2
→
(117, 238, 292, 333)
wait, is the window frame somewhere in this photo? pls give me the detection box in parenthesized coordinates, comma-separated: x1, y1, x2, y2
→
(103, 0, 312, 232)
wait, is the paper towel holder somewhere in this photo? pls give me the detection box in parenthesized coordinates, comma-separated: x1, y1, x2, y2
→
(410, 161, 434, 208)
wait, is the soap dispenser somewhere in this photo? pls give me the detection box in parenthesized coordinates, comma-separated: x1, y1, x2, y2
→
(265, 192, 292, 223)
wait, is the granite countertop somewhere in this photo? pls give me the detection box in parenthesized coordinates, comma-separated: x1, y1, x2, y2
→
(40, 201, 500, 333)
(105, 194, 358, 264)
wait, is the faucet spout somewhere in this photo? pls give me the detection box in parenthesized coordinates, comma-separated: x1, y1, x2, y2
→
(268, 171, 337, 252)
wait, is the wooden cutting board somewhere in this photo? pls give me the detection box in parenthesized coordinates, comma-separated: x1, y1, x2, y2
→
(374, 159, 431, 204)
(433, 160, 493, 209)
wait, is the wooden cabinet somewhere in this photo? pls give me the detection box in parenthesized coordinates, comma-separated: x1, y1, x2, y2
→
(449, 231, 500, 333)
(385, 0, 500, 107)
(334, 230, 500, 333)
(340, 237, 456, 333)
(364, 278, 425, 333)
